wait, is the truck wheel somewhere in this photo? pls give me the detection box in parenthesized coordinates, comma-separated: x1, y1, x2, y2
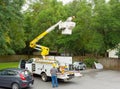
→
(41, 73, 48, 82)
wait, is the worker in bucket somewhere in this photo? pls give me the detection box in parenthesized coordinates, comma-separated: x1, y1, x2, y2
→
(50, 63, 58, 88)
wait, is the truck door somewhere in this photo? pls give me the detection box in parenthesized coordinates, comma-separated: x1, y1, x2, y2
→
(25, 58, 36, 72)
(18, 59, 26, 69)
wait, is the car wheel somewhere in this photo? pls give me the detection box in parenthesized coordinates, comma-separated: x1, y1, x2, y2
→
(83, 66, 86, 70)
(12, 83, 20, 89)
(41, 73, 48, 82)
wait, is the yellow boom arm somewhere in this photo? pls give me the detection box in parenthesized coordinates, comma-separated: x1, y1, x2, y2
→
(30, 21, 62, 56)
(29, 16, 76, 57)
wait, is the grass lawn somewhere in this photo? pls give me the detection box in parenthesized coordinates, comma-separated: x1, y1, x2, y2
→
(0, 62, 19, 70)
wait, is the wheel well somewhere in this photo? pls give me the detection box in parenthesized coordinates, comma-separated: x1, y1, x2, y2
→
(41, 72, 49, 82)
(41, 72, 46, 75)
(11, 82, 20, 88)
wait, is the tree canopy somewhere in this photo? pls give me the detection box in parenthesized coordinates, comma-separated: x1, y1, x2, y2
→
(0, 0, 120, 56)
(0, 0, 26, 55)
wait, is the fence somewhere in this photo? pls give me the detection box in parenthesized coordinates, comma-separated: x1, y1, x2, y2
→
(0, 55, 120, 70)
(0, 55, 41, 62)
(98, 58, 120, 70)
(73, 56, 120, 70)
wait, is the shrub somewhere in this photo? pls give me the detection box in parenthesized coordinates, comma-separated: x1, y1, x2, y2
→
(83, 58, 98, 68)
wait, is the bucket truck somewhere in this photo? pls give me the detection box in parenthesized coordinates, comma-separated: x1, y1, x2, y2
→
(19, 16, 82, 82)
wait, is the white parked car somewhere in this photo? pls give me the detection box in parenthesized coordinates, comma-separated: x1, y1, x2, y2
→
(73, 62, 86, 70)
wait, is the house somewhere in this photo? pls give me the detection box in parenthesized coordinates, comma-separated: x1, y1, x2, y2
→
(107, 49, 119, 58)
(107, 43, 120, 58)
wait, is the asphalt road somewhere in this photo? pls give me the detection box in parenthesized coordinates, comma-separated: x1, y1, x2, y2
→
(0, 69, 120, 89)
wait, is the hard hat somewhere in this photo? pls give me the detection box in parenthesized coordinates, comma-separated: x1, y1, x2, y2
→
(52, 63, 56, 67)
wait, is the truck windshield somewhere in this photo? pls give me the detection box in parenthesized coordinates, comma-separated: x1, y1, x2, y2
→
(27, 59, 33, 63)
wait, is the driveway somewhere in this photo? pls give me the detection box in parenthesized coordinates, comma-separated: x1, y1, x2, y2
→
(0, 69, 120, 89)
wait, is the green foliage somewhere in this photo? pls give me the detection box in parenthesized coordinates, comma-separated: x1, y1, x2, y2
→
(83, 58, 98, 68)
(0, 0, 26, 55)
(116, 50, 120, 58)
(92, 0, 120, 54)
(116, 45, 120, 58)
(22, 0, 120, 56)
(23, 0, 67, 54)
(0, 0, 120, 56)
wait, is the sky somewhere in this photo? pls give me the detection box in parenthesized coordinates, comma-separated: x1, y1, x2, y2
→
(22, 0, 73, 11)
(22, 0, 110, 11)
(58, 0, 73, 5)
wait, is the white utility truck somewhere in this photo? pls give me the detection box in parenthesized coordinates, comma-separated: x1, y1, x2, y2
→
(19, 56, 81, 82)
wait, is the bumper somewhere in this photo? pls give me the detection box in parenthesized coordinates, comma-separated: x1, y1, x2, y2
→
(57, 72, 74, 80)
(20, 80, 34, 88)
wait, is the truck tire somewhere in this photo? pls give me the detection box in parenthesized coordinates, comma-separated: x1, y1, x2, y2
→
(41, 73, 48, 82)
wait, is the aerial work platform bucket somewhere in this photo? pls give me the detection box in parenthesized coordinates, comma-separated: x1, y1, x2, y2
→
(59, 21, 76, 35)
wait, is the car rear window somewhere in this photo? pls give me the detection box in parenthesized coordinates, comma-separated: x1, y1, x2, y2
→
(21, 70, 31, 76)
